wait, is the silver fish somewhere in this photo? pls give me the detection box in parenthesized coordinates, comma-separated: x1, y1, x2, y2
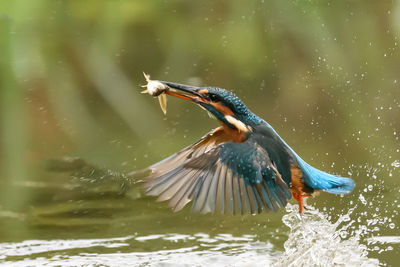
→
(141, 72, 168, 115)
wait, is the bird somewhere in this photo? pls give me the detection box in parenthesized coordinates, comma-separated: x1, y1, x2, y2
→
(143, 79, 355, 215)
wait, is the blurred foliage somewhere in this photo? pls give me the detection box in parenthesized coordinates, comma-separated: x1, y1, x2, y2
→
(0, 0, 399, 264)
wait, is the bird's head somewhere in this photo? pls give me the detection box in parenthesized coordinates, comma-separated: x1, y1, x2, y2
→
(160, 81, 262, 132)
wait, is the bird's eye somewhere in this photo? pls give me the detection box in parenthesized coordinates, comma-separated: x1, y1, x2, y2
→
(208, 93, 220, 102)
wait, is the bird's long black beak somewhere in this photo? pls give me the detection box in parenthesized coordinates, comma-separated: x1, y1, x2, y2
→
(158, 81, 207, 103)
(160, 81, 201, 95)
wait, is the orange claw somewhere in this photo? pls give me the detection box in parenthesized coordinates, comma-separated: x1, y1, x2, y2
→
(292, 192, 310, 214)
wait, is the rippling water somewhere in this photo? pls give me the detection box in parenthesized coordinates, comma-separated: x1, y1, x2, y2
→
(1, 202, 391, 266)
(0, 161, 398, 266)
(1, 233, 275, 266)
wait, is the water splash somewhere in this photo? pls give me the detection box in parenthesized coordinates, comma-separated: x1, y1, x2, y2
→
(0, 205, 384, 267)
(275, 204, 379, 267)
(2, 161, 398, 266)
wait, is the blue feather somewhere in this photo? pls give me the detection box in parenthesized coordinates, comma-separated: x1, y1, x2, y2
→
(296, 157, 355, 194)
(263, 121, 355, 194)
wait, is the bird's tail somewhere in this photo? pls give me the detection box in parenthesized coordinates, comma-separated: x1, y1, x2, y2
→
(297, 158, 355, 194)
(262, 122, 355, 194)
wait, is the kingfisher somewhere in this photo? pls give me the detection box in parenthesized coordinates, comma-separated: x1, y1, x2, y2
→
(143, 78, 355, 214)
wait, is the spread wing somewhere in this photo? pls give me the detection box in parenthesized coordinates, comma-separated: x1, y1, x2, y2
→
(144, 127, 292, 214)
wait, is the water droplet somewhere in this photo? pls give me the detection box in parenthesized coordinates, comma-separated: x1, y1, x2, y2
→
(359, 194, 367, 205)
(391, 160, 400, 168)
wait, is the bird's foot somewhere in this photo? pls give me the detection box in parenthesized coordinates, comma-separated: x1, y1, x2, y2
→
(292, 192, 311, 214)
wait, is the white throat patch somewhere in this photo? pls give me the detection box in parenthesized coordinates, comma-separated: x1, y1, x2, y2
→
(225, 115, 250, 132)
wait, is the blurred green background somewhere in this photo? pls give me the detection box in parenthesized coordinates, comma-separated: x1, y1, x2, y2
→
(0, 0, 399, 265)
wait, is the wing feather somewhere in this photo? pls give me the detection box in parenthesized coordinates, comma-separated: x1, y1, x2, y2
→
(262, 181, 280, 212)
(167, 169, 201, 208)
(252, 184, 265, 213)
(232, 173, 242, 214)
(255, 183, 270, 212)
(246, 183, 258, 214)
(202, 165, 221, 214)
(223, 167, 234, 214)
(173, 171, 204, 212)
(196, 168, 215, 213)
(215, 164, 225, 213)
(149, 127, 230, 176)
(156, 170, 194, 202)
(146, 167, 188, 196)
(239, 177, 251, 214)
(144, 128, 292, 214)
